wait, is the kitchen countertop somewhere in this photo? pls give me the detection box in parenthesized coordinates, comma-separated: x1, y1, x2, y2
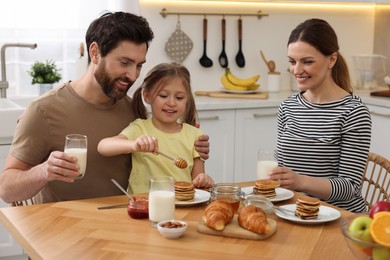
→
(194, 90, 390, 111)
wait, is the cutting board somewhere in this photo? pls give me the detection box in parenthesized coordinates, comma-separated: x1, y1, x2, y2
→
(195, 90, 268, 99)
(370, 90, 390, 98)
(197, 216, 277, 240)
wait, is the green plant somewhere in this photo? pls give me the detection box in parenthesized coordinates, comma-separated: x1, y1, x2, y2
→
(28, 60, 62, 84)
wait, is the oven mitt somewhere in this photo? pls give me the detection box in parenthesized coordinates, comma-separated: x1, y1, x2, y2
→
(165, 20, 193, 64)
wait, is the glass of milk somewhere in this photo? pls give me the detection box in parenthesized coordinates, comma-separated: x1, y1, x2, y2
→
(148, 176, 175, 227)
(257, 148, 278, 180)
(64, 134, 87, 179)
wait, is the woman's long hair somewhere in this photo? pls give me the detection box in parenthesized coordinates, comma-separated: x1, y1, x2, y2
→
(288, 18, 352, 93)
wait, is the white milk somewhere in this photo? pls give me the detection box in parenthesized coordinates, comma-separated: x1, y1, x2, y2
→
(148, 190, 175, 224)
(64, 148, 87, 178)
(257, 160, 278, 180)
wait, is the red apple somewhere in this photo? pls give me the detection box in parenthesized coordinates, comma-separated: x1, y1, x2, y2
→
(369, 201, 390, 218)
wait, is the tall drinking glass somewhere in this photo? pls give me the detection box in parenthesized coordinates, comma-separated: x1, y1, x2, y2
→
(64, 134, 87, 179)
(257, 148, 278, 180)
(148, 176, 175, 227)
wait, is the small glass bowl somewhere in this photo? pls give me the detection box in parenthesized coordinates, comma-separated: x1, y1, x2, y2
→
(243, 195, 274, 214)
(157, 220, 188, 239)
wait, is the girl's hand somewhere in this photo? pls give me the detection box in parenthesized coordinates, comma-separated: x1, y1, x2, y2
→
(133, 135, 158, 152)
(192, 173, 214, 189)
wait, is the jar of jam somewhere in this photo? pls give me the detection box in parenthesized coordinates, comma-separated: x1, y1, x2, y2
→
(210, 183, 245, 212)
(127, 197, 149, 219)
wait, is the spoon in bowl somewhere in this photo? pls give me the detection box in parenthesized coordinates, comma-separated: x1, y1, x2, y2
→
(155, 150, 188, 169)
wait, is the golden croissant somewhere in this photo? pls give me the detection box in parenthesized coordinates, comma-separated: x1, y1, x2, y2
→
(204, 200, 234, 231)
(238, 205, 270, 234)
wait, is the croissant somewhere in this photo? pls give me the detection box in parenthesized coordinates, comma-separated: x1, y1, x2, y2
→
(204, 200, 234, 231)
(238, 205, 270, 235)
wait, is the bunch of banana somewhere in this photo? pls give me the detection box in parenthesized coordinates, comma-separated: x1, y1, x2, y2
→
(221, 68, 260, 91)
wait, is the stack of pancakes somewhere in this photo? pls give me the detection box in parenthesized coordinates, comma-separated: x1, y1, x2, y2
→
(253, 179, 280, 199)
(295, 197, 320, 220)
(175, 181, 195, 201)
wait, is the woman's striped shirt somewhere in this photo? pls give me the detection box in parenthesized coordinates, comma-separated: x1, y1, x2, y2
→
(277, 93, 372, 212)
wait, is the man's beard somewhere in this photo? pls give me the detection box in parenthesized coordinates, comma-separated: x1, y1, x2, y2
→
(94, 61, 133, 101)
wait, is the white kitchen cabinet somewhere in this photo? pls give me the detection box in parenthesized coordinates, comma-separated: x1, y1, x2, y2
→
(0, 145, 24, 258)
(234, 107, 279, 182)
(367, 104, 390, 160)
(198, 106, 279, 183)
(198, 109, 235, 183)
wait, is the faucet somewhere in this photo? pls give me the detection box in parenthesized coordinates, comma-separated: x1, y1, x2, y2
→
(0, 43, 37, 98)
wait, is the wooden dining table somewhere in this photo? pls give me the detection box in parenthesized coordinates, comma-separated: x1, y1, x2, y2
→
(0, 181, 356, 260)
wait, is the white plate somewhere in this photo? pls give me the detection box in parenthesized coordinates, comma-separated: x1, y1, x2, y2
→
(175, 189, 210, 206)
(221, 88, 259, 94)
(275, 204, 341, 224)
(241, 186, 294, 202)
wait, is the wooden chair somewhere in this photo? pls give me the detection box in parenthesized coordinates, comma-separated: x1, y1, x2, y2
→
(10, 198, 34, 207)
(361, 152, 390, 210)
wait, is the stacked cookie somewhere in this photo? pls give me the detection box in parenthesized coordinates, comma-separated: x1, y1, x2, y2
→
(295, 197, 320, 220)
(175, 181, 195, 201)
(253, 179, 280, 199)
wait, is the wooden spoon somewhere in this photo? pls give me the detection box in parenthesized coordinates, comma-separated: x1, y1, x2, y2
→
(260, 50, 273, 73)
(156, 150, 188, 169)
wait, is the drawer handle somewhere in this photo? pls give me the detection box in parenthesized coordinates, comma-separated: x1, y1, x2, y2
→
(370, 110, 390, 117)
(253, 113, 278, 118)
(199, 116, 220, 121)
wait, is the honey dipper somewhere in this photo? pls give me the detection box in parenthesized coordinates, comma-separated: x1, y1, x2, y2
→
(155, 150, 188, 169)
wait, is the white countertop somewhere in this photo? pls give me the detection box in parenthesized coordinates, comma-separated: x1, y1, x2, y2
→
(194, 90, 390, 110)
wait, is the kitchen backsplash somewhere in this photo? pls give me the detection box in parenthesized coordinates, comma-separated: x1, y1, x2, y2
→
(1, 1, 388, 97)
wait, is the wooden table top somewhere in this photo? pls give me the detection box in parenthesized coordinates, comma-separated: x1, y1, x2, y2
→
(0, 182, 355, 260)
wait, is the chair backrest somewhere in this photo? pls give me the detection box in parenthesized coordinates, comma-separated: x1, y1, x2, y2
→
(10, 198, 34, 207)
(361, 152, 390, 210)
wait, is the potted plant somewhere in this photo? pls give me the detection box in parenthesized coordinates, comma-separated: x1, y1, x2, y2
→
(28, 60, 62, 95)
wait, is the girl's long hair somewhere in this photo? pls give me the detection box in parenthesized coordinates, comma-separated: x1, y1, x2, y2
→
(132, 62, 198, 126)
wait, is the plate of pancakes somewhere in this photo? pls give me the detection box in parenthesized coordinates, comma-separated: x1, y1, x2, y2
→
(275, 197, 341, 224)
(175, 181, 210, 206)
(241, 180, 294, 202)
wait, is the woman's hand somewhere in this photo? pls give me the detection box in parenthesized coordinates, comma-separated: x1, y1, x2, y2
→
(268, 166, 302, 191)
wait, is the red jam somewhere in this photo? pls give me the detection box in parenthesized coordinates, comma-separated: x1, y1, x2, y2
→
(127, 198, 149, 219)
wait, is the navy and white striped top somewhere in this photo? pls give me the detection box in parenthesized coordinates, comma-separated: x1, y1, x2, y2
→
(277, 93, 372, 212)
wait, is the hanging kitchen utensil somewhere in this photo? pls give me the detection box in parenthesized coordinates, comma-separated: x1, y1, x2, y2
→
(165, 15, 193, 64)
(199, 17, 213, 68)
(218, 17, 228, 68)
(235, 17, 245, 68)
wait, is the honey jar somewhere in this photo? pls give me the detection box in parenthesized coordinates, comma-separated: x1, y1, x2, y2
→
(210, 183, 245, 212)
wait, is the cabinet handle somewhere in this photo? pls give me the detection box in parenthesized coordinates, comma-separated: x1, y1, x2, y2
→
(199, 116, 220, 121)
(370, 110, 390, 118)
(253, 113, 278, 118)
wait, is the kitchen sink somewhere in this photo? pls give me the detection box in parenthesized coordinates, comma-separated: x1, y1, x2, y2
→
(0, 99, 25, 144)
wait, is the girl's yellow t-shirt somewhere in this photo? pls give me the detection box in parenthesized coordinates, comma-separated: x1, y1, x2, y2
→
(121, 118, 203, 194)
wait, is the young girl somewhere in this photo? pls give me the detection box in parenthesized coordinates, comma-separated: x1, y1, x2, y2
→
(98, 62, 214, 194)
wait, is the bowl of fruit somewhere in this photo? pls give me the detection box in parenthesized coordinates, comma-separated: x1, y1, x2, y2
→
(340, 201, 390, 260)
